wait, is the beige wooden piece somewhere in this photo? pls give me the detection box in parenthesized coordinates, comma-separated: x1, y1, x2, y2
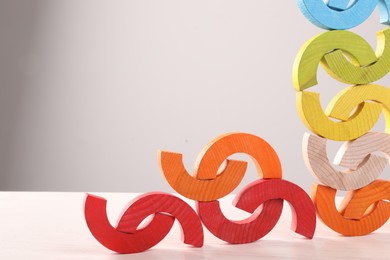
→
(303, 133, 388, 191)
(335, 132, 390, 170)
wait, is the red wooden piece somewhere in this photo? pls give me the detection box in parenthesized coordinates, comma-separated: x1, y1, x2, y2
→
(83, 193, 175, 254)
(116, 192, 204, 247)
(196, 199, 283, 244)
(196, 179, 316, 243)
(235, 179, 316, 239)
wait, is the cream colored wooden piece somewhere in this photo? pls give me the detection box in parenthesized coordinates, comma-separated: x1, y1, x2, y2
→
(335, 132, 390, 169)
(303, 133, 388, 191)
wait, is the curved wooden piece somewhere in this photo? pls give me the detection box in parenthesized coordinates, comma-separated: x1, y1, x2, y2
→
(339, 179, 390, 220)
(335, 132, 390, 169)
(159, 152, 247, 201)
(235, 179, 316, 238)
(296, 91, 382, 141)
(293, 30, 376, 91)
(312, 183, 390, 236)
(196, 199, 283, 244)
(327, 0, 351, 10)
(159, 132, 282, 201)
(297, 0, 390, 30)
(323, 28, 390, 85)
(116, 192, 204, 247)
(303, 133, 388, 190)
(195, 133, 282, 180)
(326, 84, 390, 134)
(83, 193, 175, 254)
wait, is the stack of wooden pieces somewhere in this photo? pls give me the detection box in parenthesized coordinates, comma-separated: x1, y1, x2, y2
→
(296, 0, 390, 236)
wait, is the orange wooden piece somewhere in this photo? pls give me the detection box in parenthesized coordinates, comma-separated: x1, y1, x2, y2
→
(194, 133, 282, 180)
(235, 179, 316, 239)
(339, 179, 390, 220)
(159, 152, 247, 202)
(83, 193, 175, 254)
(312, 183, 390, 236)
(116, 192, 204, 247)
(159, 132, 282, 201)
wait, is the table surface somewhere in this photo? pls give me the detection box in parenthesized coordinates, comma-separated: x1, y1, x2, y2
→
(0, 192, 389, 259)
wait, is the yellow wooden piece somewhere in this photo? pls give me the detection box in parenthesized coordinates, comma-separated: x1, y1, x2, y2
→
(302, 133, 388, 191)
(296, 90, 382, 141)
(325, 84, 390, 134)
(322, 28, 390, 85)
(293, 30, 376, 91)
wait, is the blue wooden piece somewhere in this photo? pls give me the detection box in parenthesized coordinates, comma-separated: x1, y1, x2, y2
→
(327, 0, 351, 10)
(297, 0, 390, 30)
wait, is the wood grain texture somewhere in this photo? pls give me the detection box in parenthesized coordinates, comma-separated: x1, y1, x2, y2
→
(303, 133, 388, 190)
(83, 193, 175, 254)
(296, 0, 390, 30)
(293, 30, 376, 91)
(326, 84, 390, 134)
(327, 0, 351, 10)
(296, 91, 382, 141)
(158, 132, 282, 202)
(116, 192, 204, 247)
(335, 132, 390, 170)
(323, 28, 390, 85)
(339, 179, 390, 220)
(235, 179, 315, 239)
(196, 199, 283, 244)
(312, 183, 390, 236)
(159, 152, 247, 202)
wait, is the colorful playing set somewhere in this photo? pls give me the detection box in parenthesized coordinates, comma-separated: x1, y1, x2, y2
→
(83, 1, 390, 253)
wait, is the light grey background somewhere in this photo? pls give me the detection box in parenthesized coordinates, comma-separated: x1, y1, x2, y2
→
(0, 0, 388, 192)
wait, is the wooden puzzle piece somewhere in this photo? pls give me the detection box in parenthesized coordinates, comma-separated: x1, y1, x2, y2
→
(327, 0, 351, 10)
(159, 152, 247, 202)
(339, 179, 390, 220)
(293, 30, 376, 91)
(83, 193, 175, 254)
(159, 132, 282, 201)
(323, 28, 390, 85)
(296, 91, 382, 141)
(326, 84, 390, 134)
(116, 192, 204, 247)
(234, 179, 316, 238)
(312, 183, 390, 236)
(297, 0, 390, 30)
(196, 199, 283, 244)
(303, 133, 388, 190)
(335, 132, 390, 169)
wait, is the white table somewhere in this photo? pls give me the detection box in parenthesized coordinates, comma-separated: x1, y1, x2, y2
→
(0, 192, 389, 259)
